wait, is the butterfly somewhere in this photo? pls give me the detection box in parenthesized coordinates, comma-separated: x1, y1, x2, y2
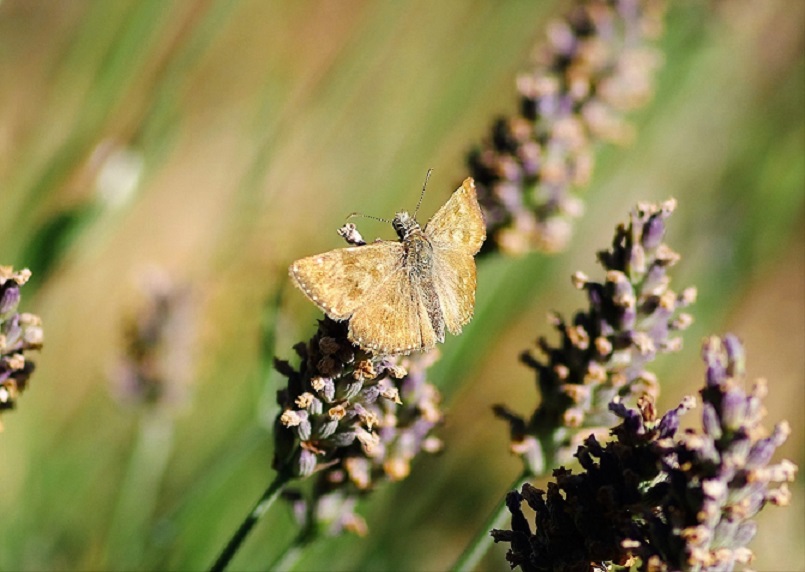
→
(289, 177, 486, 355)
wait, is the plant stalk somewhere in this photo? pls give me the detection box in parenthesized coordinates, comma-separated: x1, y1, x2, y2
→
(450, 470, 531, 572)
(209, 472, 290, 572)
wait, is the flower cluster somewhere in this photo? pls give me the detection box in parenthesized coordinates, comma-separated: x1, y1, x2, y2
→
(0, 266, 43, 428)
(274, 318, 444, 533)
(469, 0, 667, 255)
(492, 335, 797, 572)
(111, 272, 195, 409)
(495, 199, 695, 473)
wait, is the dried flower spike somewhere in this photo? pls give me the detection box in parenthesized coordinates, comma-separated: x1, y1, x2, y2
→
(495, 199, 694, 472)
(111, 271, 195, 410)
(469, 0, 667, 255)
(0, 266, 43, 429)
(492, 335, 797, 571)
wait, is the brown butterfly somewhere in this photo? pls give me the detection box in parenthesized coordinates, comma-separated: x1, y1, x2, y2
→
(289, 177, 486, 355)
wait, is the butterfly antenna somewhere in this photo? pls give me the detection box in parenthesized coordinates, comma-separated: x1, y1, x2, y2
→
(346, 212, 391, 224)
(413, 168, 433, 220)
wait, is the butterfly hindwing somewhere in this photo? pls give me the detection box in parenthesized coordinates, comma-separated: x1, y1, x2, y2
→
(348, 266, 440, 354)
(430, 245, 477, 334)
(289, 242, 404, 320)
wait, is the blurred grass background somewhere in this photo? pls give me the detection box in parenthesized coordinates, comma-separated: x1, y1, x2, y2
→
(0, 1, 802, 571)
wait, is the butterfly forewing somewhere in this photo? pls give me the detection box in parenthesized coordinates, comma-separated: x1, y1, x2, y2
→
(289, 242, 403, 320)
(425, 178, 485, 334)
(425, 178, 486, 255)
(348, 266, 439, 354)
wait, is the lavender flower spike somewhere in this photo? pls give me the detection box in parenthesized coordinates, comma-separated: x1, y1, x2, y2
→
(495, 199, 694, 473)
(274, 318, 444, 535)
(470, 0, 667, 255)
(0, 266, 43, 429)
(111, 271, 196, 410)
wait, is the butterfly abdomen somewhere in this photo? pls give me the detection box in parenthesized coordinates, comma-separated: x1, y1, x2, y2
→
(404, 232, 445, 343)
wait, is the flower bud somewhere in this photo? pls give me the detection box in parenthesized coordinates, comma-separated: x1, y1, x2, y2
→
(0, 285, 20, 317)
(296, 449, 317, 478)
(0, 267, 42, 423)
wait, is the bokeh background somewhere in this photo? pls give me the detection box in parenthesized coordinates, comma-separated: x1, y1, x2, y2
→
(0, 1, 803, 570)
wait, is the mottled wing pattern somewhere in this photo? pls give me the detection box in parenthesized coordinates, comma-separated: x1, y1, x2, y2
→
(289, 242, 403, 321)
(425, 178, 486, 255)
(429, 248, 477, 334)
(348, 267, 440, 354)
(425, 178, 486, 334)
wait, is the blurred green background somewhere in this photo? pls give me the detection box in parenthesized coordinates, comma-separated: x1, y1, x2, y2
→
(0, 1, 803, 570)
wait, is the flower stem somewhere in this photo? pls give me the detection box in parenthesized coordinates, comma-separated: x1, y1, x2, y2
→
(450, 470, 531, 572)
(269, 534, 308, 572)
(209, 472, 291, 572)
(105, 410, 175, 568)
(269, 511, 318, 571)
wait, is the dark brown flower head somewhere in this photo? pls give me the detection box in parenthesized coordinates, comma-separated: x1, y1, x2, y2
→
(495, 199, 694, 473)
(492, 335, 796, 571)
(0, 266, 43, 428)
(469, 0, 667, 255)
(274, 325, 443, 534)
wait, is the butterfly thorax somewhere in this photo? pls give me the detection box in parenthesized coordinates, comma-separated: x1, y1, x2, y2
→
(404, 230, 434, 273)
(392, 212, 433, 274)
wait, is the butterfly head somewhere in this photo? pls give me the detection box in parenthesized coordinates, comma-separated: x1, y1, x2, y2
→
(392, 211, 421, 240)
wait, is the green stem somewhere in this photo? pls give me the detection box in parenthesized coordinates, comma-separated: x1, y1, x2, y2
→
(209, 472, 291, 572)
(268, 509, 318, 571)
(269, 535, 306, 572)
(105, 409, 175, 568)
(450, 470, 531, 572)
